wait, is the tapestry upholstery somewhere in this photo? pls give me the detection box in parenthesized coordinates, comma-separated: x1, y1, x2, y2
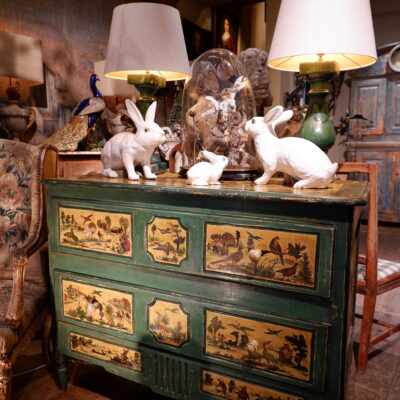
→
(0, 140, 45, 268)
(0, 139, 56, 360)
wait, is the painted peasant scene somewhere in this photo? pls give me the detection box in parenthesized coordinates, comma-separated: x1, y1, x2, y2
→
(205, 224, 317, 287)
(63, 280, 133, 333)
(206, 311, 313, 382)
(59, 207, 132, 256)
(70, 334, 141, 372)
(202, 370, 301, 400)
(147, 217, 187, 265)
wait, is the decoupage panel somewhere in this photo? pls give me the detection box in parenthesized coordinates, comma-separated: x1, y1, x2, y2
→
(201, 370, 302, 400)
(70, 332, 141, 372)
(146, 217, 188, 266)
(205, 222, 317, 288)
(205, 310, 314, 383)
(59, 206, 132, 257)
(148, 299, 189, 347)
(62, 279, 134, 333)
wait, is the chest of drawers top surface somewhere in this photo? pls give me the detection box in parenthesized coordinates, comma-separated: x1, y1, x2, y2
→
(44, 174, 368, 206)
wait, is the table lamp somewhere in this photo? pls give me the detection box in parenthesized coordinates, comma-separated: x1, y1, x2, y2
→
(104, 2, 191, 117)
(94, 60, 139, 99)
(0, 30, 44, 142)
(268, 0, 377, 152)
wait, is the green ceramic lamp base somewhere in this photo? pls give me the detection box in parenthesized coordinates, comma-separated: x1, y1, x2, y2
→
(127, 73, 166, 116)
(298, 61, 338, 152)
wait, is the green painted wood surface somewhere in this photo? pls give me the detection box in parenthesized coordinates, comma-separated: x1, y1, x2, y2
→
(44, 175, 367, 400)
(44, 175, 368, 205)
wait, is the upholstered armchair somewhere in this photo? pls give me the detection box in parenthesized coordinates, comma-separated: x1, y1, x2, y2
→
(0, 139, 57, 400)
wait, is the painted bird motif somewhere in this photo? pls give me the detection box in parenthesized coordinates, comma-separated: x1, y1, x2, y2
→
(80, 214, 93, 224)
(269, 236, 284, 265)
(64, 228, 79, 243)
(276, 263, 299, 280)
(265, 329, 282, 335)
(227, 322, 255, 334)
(158, 227, 172, 235)
(211, 244, 244, 265)
(73, 74, 105, 128)
(247, 232, 263, 241)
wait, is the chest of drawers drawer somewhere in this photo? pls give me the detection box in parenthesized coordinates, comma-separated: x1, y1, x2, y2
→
(54, 270, 329, 392)
(53, 200, 335, 299)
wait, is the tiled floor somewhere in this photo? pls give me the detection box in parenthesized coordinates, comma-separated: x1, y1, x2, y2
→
(10, 224, 400, 400)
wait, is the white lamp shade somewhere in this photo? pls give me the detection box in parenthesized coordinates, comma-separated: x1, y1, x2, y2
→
(104, 3, 191, 81)
(94, 60, 139, 98)
(268, 0, 377, 72)
(0, 30, 43, 85)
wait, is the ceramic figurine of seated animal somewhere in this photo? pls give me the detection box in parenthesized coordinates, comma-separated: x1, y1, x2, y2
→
(186, 150, 228, 186)
(101, 100, 166, 180)
(245, 106, 338, 189)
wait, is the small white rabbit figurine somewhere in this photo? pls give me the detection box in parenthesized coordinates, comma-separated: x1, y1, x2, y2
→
(187, 150, 228, 186)
(245, 106, 338, 189)
(101, 100, 166, 180)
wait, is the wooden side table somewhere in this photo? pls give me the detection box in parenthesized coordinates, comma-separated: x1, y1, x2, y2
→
(57, 151, 103, 178)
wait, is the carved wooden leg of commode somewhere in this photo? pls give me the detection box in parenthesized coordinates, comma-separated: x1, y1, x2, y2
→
(0, 350, 12, 400)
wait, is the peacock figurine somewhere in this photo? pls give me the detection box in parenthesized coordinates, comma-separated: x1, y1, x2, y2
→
(44, 74, 107, 151)
(72, 74, 105, 128)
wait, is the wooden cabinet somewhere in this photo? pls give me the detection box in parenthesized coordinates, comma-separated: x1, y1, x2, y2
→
(347, 42, 400, 222)
(57, 151, 102, 178)
(44, 175, 367, 399)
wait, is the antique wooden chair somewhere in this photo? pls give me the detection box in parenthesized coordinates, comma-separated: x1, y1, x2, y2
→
(0, 139, 57, 399)
(337, 162, 400, 373)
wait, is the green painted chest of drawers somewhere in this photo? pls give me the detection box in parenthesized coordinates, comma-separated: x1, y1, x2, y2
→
(44, 175, 368, 400)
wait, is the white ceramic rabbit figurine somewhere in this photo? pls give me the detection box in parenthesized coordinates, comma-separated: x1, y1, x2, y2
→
(101, 99, 166, 180)
(245, 106, 338, 189)
(187, 150, 228, 186)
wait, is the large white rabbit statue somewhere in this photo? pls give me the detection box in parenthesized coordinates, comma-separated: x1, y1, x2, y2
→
(187, 150, 228, 186)
(101, 100, 166, 180)
(245, 106, 338, 189)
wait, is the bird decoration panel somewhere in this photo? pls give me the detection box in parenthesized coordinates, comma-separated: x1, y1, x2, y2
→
(201, 370, 302, 400)
(70, 333, 141, 372)
(59, 207, 132, 257)
(147, 299, 189, 347)
(146, 217, 188, 266)
(204, 223, 317, 288)
(62, 279, 134, 334)
(205, 310, 314, 383)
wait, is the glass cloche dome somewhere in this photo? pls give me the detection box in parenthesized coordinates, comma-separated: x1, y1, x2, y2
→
(181, 48, 257, 179)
